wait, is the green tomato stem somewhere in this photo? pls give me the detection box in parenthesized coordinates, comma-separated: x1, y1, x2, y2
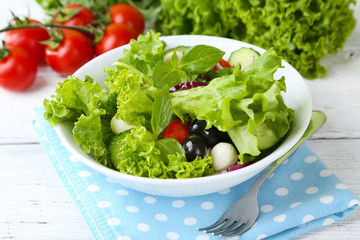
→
(0, 23, 105, 45)
(0, 41, 10, 61)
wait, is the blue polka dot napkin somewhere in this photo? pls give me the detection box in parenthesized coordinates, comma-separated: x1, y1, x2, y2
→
(33, 107, 359, 240)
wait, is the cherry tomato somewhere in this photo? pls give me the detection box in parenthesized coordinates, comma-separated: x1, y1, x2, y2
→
(53, 4, 96, 27)
(44, 29, 94, 76)
(109, 3, 145, 34)
(0, 45, 37, 92)
(162, 119, 190, 144)
(219, 59, 232, 68)
(94, 23, 138, 56)
(4, 19, 50, 64)
(212, 58, 232, 70)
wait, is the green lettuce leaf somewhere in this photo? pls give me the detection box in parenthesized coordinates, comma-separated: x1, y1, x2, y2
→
(167, 153, 215, 179)
(155, 0, 356, 79)
(109, 126, 168, 178)
(105, 67, 156, 130)
(109, 126, 215, 178)
(170, 48, 294, 163)
(43, 76, 116, 167)
(116, 30, 167, 77)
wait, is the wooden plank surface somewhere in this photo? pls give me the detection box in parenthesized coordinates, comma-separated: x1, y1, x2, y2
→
(0, 0, 359, 239)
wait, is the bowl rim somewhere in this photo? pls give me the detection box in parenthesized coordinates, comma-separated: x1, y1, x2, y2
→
(56, 34, 312, 188)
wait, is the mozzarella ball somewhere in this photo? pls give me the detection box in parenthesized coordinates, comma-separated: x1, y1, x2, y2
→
(210, 142, 238, 171)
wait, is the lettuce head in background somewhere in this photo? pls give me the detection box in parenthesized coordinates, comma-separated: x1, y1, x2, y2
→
(155, 0, 357, 79)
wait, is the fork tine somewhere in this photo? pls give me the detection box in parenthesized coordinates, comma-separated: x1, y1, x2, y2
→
(219, 220, 256, 238)
(214, 219, 247, 236)
(205, 217, 237, 234)
(211, 219, 244, 236)
(197, 215, 227, 232)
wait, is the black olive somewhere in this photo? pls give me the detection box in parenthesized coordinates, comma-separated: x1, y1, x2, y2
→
(189, 119, 207, 135)
(182, 135, 207, 162)
(189, 119, 232, 147)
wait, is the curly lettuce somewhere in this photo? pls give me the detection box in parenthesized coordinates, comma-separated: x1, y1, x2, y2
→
(116, 31, 167, 77)
(109, 126, 215, 178)
(104, 31, 166, 129)
(155, 0, 356, 79)
(105, 68, 156, 129)
(43, 76, 116, 167)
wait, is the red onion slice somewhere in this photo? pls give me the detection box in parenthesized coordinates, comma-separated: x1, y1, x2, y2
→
(228, 162, 254, 172)
(169, 82, 208, 93)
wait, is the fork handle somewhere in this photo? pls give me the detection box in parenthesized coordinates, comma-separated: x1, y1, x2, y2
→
(246, 161, 277, 195)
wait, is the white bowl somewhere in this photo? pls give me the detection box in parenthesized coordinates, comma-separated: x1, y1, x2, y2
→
(55, 35, 312, 197)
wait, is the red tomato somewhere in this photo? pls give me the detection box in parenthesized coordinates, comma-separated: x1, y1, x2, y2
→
(163, 119, 190, 144)
(109, 3, 145, 34)
(0, 45, 37, 92)
(94, 23, 138, 56)
(212, 58, 232, 70)
(4, 19, 49, 64)
(219, 59, 232, 68)
(44, 29, 94, 76)
(53, 4, 96, 27)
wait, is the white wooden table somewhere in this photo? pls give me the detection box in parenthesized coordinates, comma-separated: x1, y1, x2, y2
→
(0, 1, 359, 239)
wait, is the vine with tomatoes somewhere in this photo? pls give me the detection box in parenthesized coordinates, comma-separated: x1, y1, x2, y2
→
(0, 3, 145, 92)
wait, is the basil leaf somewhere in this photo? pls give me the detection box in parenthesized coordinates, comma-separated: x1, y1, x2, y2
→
(179, 45, 225, 74)
(155, 138, 185, 164)
(151, 86, 173, 136)
(170, 50, 180, 68)
(153, 60, 182, 88)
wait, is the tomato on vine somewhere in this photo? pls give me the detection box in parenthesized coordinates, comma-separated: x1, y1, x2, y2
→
(109, 3, 145, 35)
(0, 44, 37, 92)
(94, 23, 138, 56)
(4, 19, 49, 64)
(43, 28, 94, 76)
(53, 4, 96, 27)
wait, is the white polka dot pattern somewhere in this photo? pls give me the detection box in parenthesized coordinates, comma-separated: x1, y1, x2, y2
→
(201, 201, 214, 210)
(97, 201, 111, 208)
(144, 196, 156, 204)
(306, 187, 319, 194)
(275, 188, 289, 196)
(87, 185, 100, 192)
(273, 214, 287, 223)
(126, 206, 139, 213)
(290, 172, 303, 181)
(107, 217, 121, 226)
(184, 217, 197, 225)
(137, 223, 150, 232)
(33, 110, 360, 240)
(172, 200, 185, 208)
(260, 205, 273, 213)
(155, 213, 168, 221)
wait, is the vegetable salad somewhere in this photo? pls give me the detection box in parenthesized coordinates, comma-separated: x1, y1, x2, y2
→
(44, 31, 294, 179)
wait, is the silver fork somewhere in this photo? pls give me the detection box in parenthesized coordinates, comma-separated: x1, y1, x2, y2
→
(197, 110, 326, 238)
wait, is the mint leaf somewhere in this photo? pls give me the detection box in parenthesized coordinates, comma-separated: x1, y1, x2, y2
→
(151, 86, 173, 136)
(179, 45, 225, 74)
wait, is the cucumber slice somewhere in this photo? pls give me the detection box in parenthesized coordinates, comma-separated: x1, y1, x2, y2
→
(228, 47, 260, 71)
(164, 46, 190, 65)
